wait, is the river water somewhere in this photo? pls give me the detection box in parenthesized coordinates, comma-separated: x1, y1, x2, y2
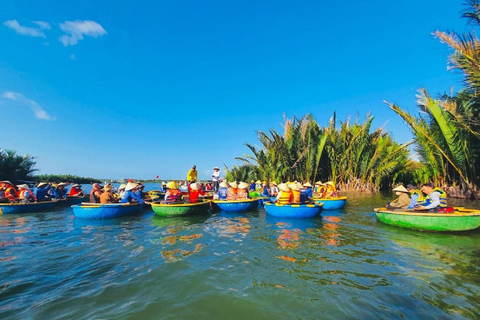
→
(1, 188, 480, 319)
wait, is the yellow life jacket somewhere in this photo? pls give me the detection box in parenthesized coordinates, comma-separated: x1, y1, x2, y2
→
(277, 190, 292, 205)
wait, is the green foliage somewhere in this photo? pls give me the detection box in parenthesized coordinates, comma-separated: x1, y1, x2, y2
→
(33, 174, 101, 184)
(0, 149, 37, 182)
(232, 113, 410, 191)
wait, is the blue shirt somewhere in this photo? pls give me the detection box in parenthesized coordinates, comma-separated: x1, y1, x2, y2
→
(35, 185, 52, 201)
(218, 187, 228, 200)
(407, 193, 419, 209)
(121, 190, 144, 204)
(54, 188, 67, 200)
(305, 187, 313, 199)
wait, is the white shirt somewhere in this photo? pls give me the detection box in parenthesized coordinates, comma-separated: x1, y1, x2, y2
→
(212, 170, 220, 182)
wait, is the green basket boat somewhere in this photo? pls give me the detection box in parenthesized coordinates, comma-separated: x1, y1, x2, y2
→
(374, 207, 480, 232)
(151, 200, 211, 217)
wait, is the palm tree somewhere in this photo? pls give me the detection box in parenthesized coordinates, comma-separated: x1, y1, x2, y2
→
(0, 149, 37, 182)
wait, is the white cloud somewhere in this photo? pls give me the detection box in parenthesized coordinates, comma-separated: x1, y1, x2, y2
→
(32, 21, 51, 30)
(3, 20, 47, 37)
(59, 20, 107, 46)
(70, 53, 76, 60)
(2, 91, 55, 120)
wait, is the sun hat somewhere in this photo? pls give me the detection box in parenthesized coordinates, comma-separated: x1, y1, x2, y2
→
(315, 181, 323, 185)
(125, 182, 138, 191)
(270, 181, 277, 186)
(303, 182, 312, 187)
(238, 182, 249, 189)
(72, 184, 81, 188)
(229, 181, 238, 188)
(57, 182, 67, 187)
(119, 184, 126, 190)
(213, 167, 219, 170)
(278, 183, 291, 192)
(219, 181, 228, 188)
(16, 184, 29, 189)
(104, 185, 112, 191)
(190, 183, 199, 191)
(167, 181, 179, 190)
(325, 181, 334, 186)
(392, 185, 409, 193)
(289, 183, 300, 191)
(37, 182, 48, 188)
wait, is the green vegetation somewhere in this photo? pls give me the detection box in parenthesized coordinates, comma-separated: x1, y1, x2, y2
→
(386, 1, 480, 197)
(232, 113, 410, 191)
(0, 149, 37, 182)
(33, 174, 101, 184)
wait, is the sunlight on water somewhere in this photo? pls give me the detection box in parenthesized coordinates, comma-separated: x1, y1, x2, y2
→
(1, 189, 480, 319)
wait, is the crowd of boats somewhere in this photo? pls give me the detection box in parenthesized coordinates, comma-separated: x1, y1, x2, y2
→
(1, 179, 480, 233)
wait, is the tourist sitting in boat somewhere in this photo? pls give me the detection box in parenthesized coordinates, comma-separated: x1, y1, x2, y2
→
(289, 183, 302, 203)
(218, 181, 229, 200)
(53, 183, 68, 200)
(35, 182, 52, 202)
(314, 181, 326, 198)
(276, 183, 292, 204)
(260, 182, 269, 197)
(164, 181, 183, 204)
(159, 181, 167, 193)
(406, 184, 424, 209)
(303, 182, 313, 201)
(90, 183, 103, 203)
(17, 184, 36, 203)
(386, 185, 410, 209)
(1, 181, 18, 202)
(413, 183, 447, 212)
(269, 182, 279, 197)
(227, 182, 238, 200)
(324, 181, 338, 198)
(100, 184, 118, 204)
(121, 182, 145, 204)
(188, 182, 206, 203)
(237, 182, 249, 200)
(69, 184, 84, 197)
(135, 183, 146, 200)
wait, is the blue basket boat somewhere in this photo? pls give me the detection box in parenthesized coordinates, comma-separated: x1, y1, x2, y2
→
(71, 203, 143, 219)
(213, 199, 259, 213)
(312, 196, 347, 210)
(0, 200, 58, 214)
(264, 202, 323, 218)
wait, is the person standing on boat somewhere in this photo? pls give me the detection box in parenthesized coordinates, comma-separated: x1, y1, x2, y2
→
(17, 184, 36, 203)
(100, 185, 117, 204)
(406, 184, 424, 209)
(386, 185, 410, 209)
(218, 181, 229, 200)
(121, 182, 144, 204)
(212, 167, 220, 193)
(187, 165, 198, 183)
(35, 182, 52, 202)
(414, 183, 447, 212)
(90, 183, 103, 203)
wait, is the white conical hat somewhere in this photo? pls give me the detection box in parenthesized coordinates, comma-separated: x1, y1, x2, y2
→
(125, 182, 138, 191)
(219, 181, 228, 188)
(392, 185, 408, 193)
(278, 183, 291, 192)
(190, 183, 199, 191)
(228, 181, 238, 188)
(16, 184, 29, 189)
(238, 182, 249, 189)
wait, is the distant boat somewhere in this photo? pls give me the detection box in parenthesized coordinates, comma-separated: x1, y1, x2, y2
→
(71, 203, 143, 219)
(0, 200, 58, 214)
(213, 198, 259, 213)
(374, 207, 480, 232)
(151, 200, 211, 217)
(264, 202, 323, 218)
(311, 196, 347, 210)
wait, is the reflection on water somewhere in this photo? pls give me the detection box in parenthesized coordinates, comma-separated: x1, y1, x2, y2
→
(0, 192, 480, 319)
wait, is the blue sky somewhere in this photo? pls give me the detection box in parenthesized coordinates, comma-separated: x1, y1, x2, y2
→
(0, 0, 469, 180)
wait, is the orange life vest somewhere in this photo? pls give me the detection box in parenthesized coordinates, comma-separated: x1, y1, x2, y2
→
(291, 189, 301, 203)
(277, 190, 292, 205)
(237, 188, 248, 200)
(227, 187, 237, 201)
(5, 187, 18, 201)
(18, 189, 36, 202)
(165, 189, 183, 203)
